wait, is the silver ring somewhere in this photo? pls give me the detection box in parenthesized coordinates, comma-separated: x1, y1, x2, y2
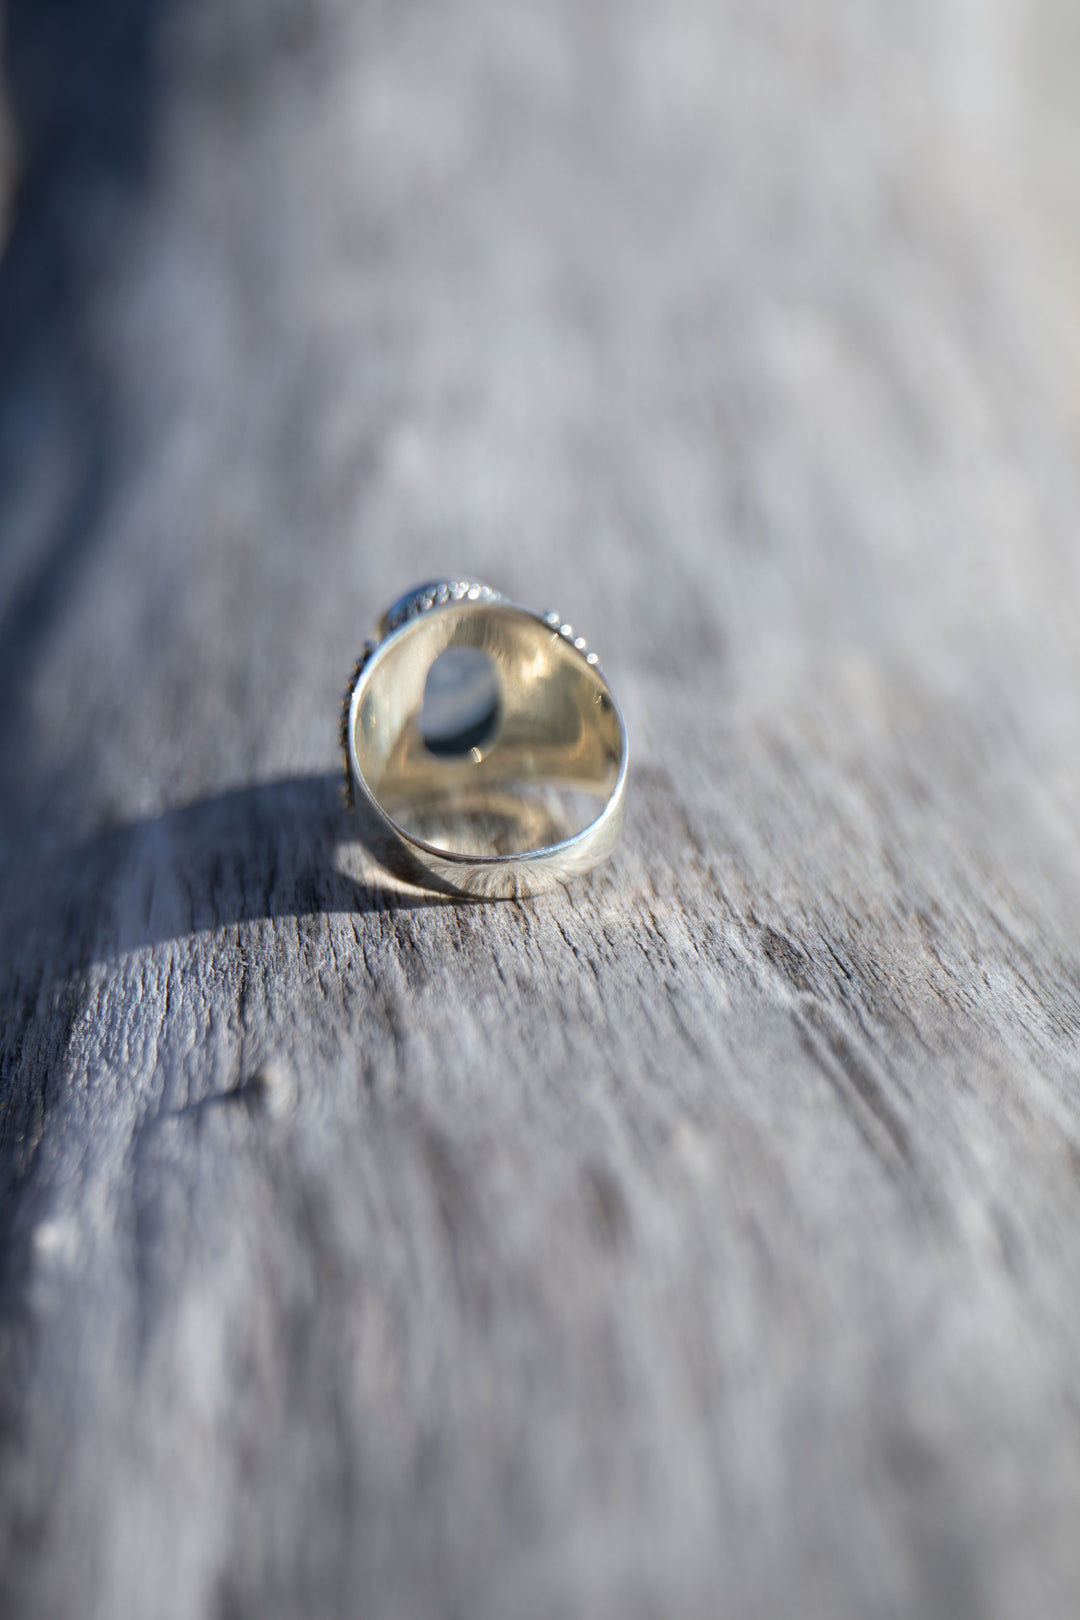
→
(340, 580, 629, 899)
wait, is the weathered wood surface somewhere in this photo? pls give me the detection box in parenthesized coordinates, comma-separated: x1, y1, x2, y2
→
(3, 1, 1080, 1616)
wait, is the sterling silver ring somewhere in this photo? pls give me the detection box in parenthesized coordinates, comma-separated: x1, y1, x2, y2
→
(340, 580, 628, 899)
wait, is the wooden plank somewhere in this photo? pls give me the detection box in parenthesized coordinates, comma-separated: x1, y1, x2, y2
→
(2, 1, 1080, 1615)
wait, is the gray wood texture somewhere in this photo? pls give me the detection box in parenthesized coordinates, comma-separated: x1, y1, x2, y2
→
(3, 1, 1080, 1616)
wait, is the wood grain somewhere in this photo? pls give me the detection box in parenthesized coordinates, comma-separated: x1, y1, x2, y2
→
(3, 1, 1080, 1616)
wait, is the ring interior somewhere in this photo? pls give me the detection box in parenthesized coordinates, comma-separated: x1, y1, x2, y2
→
(352, 605, 624, 857)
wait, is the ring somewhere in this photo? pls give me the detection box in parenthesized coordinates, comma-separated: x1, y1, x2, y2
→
(340, 579, 628, 899)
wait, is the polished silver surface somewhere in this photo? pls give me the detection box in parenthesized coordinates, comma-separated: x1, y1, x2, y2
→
(342, 580, 628, 898)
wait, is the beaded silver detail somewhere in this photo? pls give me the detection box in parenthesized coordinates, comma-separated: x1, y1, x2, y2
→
(339, 637, 379, 807)
(378, 579, 502, 640)
(541, 610, 601, 669)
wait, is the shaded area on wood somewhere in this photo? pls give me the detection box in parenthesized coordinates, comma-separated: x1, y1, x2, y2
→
(0, 770, 449, 1184)
(0, 0, 171, 839)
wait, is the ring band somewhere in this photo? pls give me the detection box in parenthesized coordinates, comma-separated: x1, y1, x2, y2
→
(341, 580, 628, 899)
